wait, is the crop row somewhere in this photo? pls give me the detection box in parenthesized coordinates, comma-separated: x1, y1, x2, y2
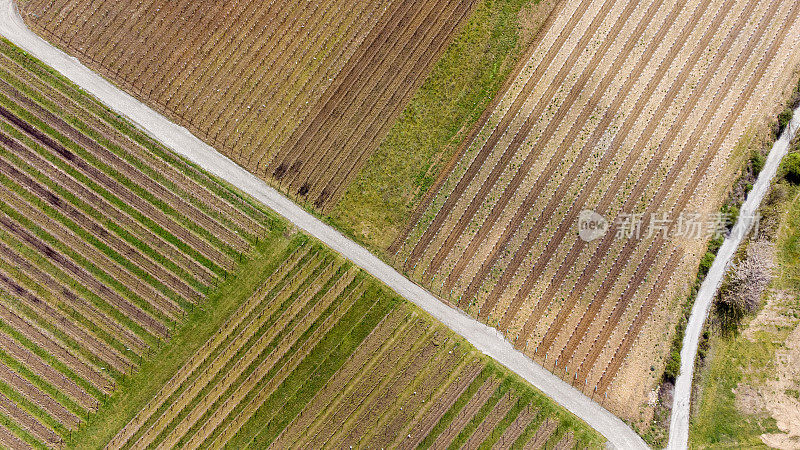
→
(23, 0, 479, 210)
(0, 42, 272, 447)
(392, 0, 799, 406)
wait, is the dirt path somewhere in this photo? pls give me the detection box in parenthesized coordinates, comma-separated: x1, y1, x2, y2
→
(668, 101, 800, 449)
(0, 3, 646, 446)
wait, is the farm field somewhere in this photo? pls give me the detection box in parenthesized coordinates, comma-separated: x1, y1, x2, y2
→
(0, 39, 603, 449)
(101, 243, 601, 450)
(19, 0, 479, 211)
(392, 0, 800, 423)
(0, 37, 282, 448)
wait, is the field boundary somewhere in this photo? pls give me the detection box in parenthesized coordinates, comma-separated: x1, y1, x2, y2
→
(0, 2, 645, 447)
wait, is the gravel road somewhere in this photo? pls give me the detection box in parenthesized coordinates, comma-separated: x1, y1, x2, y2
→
(668, 103, 800, 449)
(0, 2, 648, 447)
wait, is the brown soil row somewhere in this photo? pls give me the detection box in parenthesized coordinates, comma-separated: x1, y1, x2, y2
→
(491, 404, 538, 450)
(529, 0, 773, 346)
(432, 376, 500, 449)
(267, 0, 421, 183)
(0, 81, 249, 255)
(0, 119, 215, 288)
(555, 242, 663, 377)
(398, 0, 590, 271)
(0, 420, 31, 450)
(269, 307, 412, 450)
(0, 329, 96, 411)
(200, 282, 370, 449)
(465, 0, 722, 325)
(108, 245, 310, 449)
(227, 0, 357, 165)
(0, 231, 147, 356)
(592, 250, 683, 396)
(399, 360, 484, 450)
(268, 0, 478, 209)
(0, 171, 180, 322)
(496, 0, 744, 343)
(0, 144, 199, 303)
(595, 0, 798, 394)
(0, 360, 79, 429)
(0, 180, 179, 330)
(462, 391, 515, 449)
(443, 0, 667, 296)
(422, 0, 626, 286)
(0, 390, 59, 447)
(0, 257, 130, 374)
(0, 205, 168, 340)
(308, 0, 479, 208)
(0, 301, 111, 394)
(528, 0, 785, 368)
(0, 105, 235, 274)
(206, 0, 322, 147)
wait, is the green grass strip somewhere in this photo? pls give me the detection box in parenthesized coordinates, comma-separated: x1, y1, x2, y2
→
(0, 40, 276, 229)
(330, 0, 542, 253)
(231, 282, 399, 449)
(63, 233, 294, 449)
(447, 380, 507, 450)
(418, 364, 492, 449)
(0, 349, 85, 420)
(0, 410, 46, 450)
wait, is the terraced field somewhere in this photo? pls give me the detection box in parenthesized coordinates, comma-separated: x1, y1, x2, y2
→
(393, 0, 800, 417)
(0, 38, 274, 448)
(19, 0, 479, 210)
(106, 241, 600, 450)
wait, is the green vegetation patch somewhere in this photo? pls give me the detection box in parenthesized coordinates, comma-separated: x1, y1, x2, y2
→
(329, 0, 545, 253)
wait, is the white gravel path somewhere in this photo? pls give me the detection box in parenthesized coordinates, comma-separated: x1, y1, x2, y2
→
(0, 2, 648, 447)
(668, 104, 800, 449)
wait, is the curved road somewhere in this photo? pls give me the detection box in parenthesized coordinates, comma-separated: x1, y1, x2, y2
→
(668, 103, 800, 449)
(0, 2, 647, 447)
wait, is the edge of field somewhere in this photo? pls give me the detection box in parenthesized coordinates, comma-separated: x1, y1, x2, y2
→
(689, 140, 800, 447)
(326, 0, 555, 254)
(0, 38, 604, 449)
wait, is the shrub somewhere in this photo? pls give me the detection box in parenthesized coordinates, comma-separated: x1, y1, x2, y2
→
(778, 107, 793, 133)
(749, 150, 765, 175)
(715, 241, 775, 334)
(664, 349, 681, 382)
(783, 152, 800, 184)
